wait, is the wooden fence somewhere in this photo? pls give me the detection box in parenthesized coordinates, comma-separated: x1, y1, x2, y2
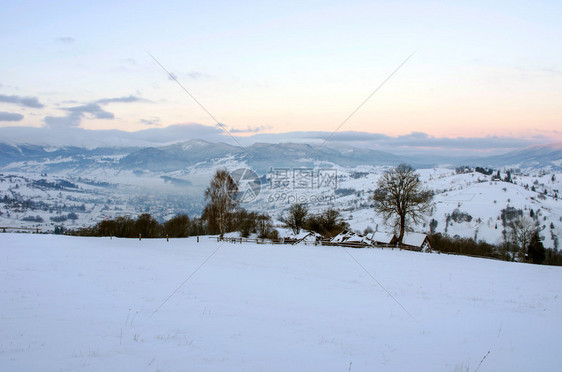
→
(218, 236, 405, 249)
(1, 227, 41, 233)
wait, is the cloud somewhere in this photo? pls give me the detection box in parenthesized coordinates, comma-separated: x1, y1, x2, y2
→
(230, 125, 271, 133)
(241, 130, 550, 156)
(387, 133, 535, 151)
(0, 123, 229, 148)
(0, 112, 24, 122)
(44, 112, 82, 128)
(0, 94, 44, 108)
(44, 95, 145, 129)
(303, 131, 390, 142)
(96, 95, 144, 105)
(2, 121, 558, 158)
(45, 103, 112, 129)
(66, 103, 114, 119)
(129, 123, 225, 143)
(56, 37, 75, 44)
(140, 118, 161, 126)
(282, 130, 535, 151)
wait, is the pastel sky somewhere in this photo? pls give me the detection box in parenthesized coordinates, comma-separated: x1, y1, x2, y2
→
(1, 0, 561, 148)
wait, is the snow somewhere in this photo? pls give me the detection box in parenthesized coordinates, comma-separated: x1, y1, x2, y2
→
(2, 233, 561, 371)
(401, 232, 428, 248)
(370, 231, 394, 244)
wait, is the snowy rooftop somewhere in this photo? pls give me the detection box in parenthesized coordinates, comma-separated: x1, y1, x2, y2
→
(401, 232, 428, 247)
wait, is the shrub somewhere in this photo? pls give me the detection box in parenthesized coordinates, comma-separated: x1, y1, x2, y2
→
(22, 215, 44, 223)
(451, 209, 473, 223)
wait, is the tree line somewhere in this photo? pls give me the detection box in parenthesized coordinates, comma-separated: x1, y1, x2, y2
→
(428, 232, 561, 266)
(70, 210, 278, 240)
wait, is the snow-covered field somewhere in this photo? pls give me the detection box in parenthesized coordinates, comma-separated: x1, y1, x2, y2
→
(2, 234, 561, 371)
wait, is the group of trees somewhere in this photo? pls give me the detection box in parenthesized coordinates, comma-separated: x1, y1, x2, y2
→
(282, 203, 348, 238)
(72, 213, 207, 238)
(429, 229, 561, 266)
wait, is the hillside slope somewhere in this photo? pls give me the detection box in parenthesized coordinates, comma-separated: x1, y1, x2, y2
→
(2, 234, 561, 371)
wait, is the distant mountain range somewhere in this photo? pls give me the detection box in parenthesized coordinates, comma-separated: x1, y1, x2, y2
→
(1, 140, 561, 172)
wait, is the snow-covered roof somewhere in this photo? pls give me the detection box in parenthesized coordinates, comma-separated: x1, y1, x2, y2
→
(401, 232, 429, 247)
(278, 229, 322, 244)
(298, 232, 321, 243)
(278, 228, 314, 240)
(331, 231, 373, 246)
(331, 231, 354, 243)
(370, 231, 394, 244)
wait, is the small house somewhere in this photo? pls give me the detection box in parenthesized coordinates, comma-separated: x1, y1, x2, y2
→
(394, 232, 431, 251)
(370, 231, 395, 246)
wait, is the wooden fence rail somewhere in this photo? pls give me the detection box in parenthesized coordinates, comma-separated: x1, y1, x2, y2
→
(217, 236, 413, 250)
(1, 227, 41, 233)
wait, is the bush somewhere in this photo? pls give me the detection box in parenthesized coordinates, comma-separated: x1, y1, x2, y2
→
(500, 207, 523, 226)
(451, 209, 473, 223)
(429, 233, 499, 259)
(335, 188, 356, 197)
(22, 215, 44, 222)
(306, 208, 348, 238)
(50, 215, 68, 223)
(475, 167, 493, 176)
(164, 214, 191, 238)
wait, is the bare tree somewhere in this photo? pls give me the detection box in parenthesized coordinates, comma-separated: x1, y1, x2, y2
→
(372, 164, 433, 244)
(203, 169, 239, 238)
(509, 215, 540, 261)
(284, 203, 309, 234)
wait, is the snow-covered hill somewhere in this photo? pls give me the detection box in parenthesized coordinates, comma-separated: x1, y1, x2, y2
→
(1, 164, 561, 248)
(1, 140, 561, 248)
(2, 234, 561, 371)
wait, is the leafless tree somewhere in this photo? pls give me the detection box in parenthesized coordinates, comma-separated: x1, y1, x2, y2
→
(204, 169, 239, 238)
(509, 215, 540, 261)
(284, 203, 309, 234)
(372, 164, 433, 244)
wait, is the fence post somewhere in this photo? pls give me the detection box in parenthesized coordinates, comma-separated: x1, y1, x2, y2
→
(197, 236, 199, 243)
